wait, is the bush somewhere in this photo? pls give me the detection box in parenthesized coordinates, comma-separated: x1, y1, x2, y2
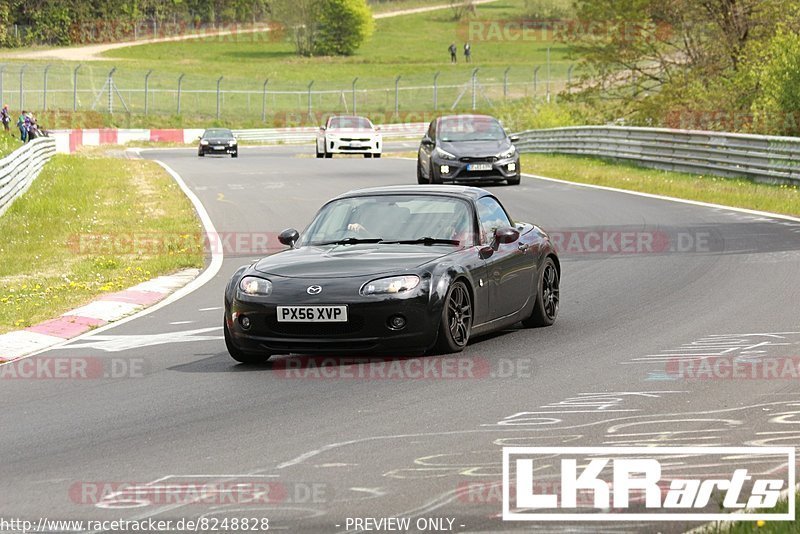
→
(314, 0, 374, 56)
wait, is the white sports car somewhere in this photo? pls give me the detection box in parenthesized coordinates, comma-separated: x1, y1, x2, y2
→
(316, 115, 382, 158)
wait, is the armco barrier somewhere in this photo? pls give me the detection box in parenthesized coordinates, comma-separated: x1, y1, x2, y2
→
(513, 126, 800, 184)
(0, 137, 57, 217)
(49, 124, 429, 153)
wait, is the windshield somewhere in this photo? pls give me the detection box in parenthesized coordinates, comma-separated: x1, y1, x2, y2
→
(203, 129, 233, 138)
(438, 117, 506, 142)
(328, 116, 372, 130)
(300, 195, 475, 247)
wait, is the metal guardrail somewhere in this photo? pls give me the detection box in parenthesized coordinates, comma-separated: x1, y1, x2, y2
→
(0, 137, 57, 217)
(232, 123, 428, 143)
(513, 126, 800, 185)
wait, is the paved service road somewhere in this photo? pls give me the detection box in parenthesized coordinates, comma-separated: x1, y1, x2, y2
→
(1, 144, 799, 532)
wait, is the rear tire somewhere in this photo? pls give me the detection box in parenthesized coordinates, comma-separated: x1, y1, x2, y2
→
(224, 319, 271, 364)
(433, 280, 472, 354)
(522, 257, 559, 327)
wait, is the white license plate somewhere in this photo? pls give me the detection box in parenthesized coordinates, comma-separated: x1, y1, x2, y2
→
(348, 142, 362, 147)
(277, 306, 348, 322)
(467, 163, 492, 171)
(213, 146, 225, 150)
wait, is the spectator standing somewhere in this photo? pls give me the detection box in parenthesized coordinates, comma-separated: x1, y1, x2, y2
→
(464, 42, 472, 63)
(449, 43, 457, 63)
(0, 105, 10, 134)
(17, 111, 27, 142)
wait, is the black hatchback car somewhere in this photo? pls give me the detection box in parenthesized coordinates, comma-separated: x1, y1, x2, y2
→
(198, 128, 238, 157)
(223, 185, 559, 364)
(417, 114, 520, 185)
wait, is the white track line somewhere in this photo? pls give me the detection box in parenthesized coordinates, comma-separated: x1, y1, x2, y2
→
(522, 172, 800, 223)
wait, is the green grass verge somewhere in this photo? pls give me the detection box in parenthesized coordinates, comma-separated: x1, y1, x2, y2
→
(700, 493, 799, 533)
(0, 154, 204, 333)
(0, 132, 25, 159)
(521, 154, 800, 217)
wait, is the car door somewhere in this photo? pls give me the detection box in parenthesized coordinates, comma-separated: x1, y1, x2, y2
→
(476, 196, 536, 319)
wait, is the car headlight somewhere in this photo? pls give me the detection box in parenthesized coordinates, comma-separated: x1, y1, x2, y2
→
(497, 146, 516, 159)
(239, 276, 272, 296)
(435, 147, 457, 160)
(228, 140, 237, 146)
(361, 275, 420, 296)
(200, 140, 209, 145)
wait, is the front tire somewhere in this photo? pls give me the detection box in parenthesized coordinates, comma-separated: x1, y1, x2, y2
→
(198, 151, 205, 157)
(364, 153, 372, 159)
(325, 152, 333, 159)
(522, 257, 559, 327)
(231, 152, 238, 158)
(224, 319, 271, 364)
(433, 280, 473, 354)
(416, 160, 426, 184)
(374, 153, 381, 159)
(506, 174, 520, 185)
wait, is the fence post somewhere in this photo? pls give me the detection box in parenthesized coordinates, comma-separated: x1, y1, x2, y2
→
(503, 67, 510, 99)
(394, 75, 401, 117)
(307, 80, 314, 120)
(216, 76, 223, 119)
(177, 73, 185, 115)
(533, 66, 540, 97)
(351, 77, 358, 115)
(471, 68, 479, 111)
(19, 65, 26, 111)
(433, 71, 440, 111)
(567, 64, 574, 94)
(43, 65, 51, 111)
(73, 64, 81, 112)
(546, 47, 551, 103)
(261, 78, 269, 122)
(144, 70, 153, 115)
(108, 67, 117, 114)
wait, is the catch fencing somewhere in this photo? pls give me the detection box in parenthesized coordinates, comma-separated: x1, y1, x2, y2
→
(513, 126, 800, 184)
(0, 137, 57, 216)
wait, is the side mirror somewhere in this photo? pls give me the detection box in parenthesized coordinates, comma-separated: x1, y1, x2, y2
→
(494, 226, 520, 245)
(375, 126, 382, 131)
(509, 135, 520, 143)
(320, 126, 326, 131)
(421, 137, 434, 148)
(278, 228, 300, 247)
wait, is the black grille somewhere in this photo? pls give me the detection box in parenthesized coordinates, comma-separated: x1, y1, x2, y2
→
(266, 316, 365, 337)
(459, 156, 497, 163)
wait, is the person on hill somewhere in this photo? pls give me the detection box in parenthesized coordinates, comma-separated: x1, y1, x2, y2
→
(0, 105, 10, 134)
(449, 43, 457, 63)
(464, 42, 472, 63)
(17, 111, 27, 142)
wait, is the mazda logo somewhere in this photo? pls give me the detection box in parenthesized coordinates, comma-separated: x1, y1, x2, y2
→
(306, 285, 323, 295)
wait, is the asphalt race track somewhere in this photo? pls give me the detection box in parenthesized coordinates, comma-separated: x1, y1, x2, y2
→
(1, 143, 799, 533)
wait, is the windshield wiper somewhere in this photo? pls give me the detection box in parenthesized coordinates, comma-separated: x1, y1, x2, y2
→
(311, 237, 384, 246)
(381, 237, 460, 246)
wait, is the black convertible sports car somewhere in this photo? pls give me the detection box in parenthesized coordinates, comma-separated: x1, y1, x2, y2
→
(417, 114, 521, 185)
(223, 185, 559, 363)
(198, 128, 238, 157)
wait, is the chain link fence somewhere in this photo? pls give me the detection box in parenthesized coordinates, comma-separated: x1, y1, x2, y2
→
(0, 63, 574, 124)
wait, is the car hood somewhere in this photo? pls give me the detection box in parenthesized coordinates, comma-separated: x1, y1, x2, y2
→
(254, 244, 452, 278)
(203, 137, 234, 143)
(328, 127, 376, 133)
(440, 139, 510, 158)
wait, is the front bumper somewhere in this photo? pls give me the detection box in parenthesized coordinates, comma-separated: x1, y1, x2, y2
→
(227, 291, 438, 355)
(326, 137, 381, 154)
(200, 143, 237, 154)
(433, 155, 520, 182)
